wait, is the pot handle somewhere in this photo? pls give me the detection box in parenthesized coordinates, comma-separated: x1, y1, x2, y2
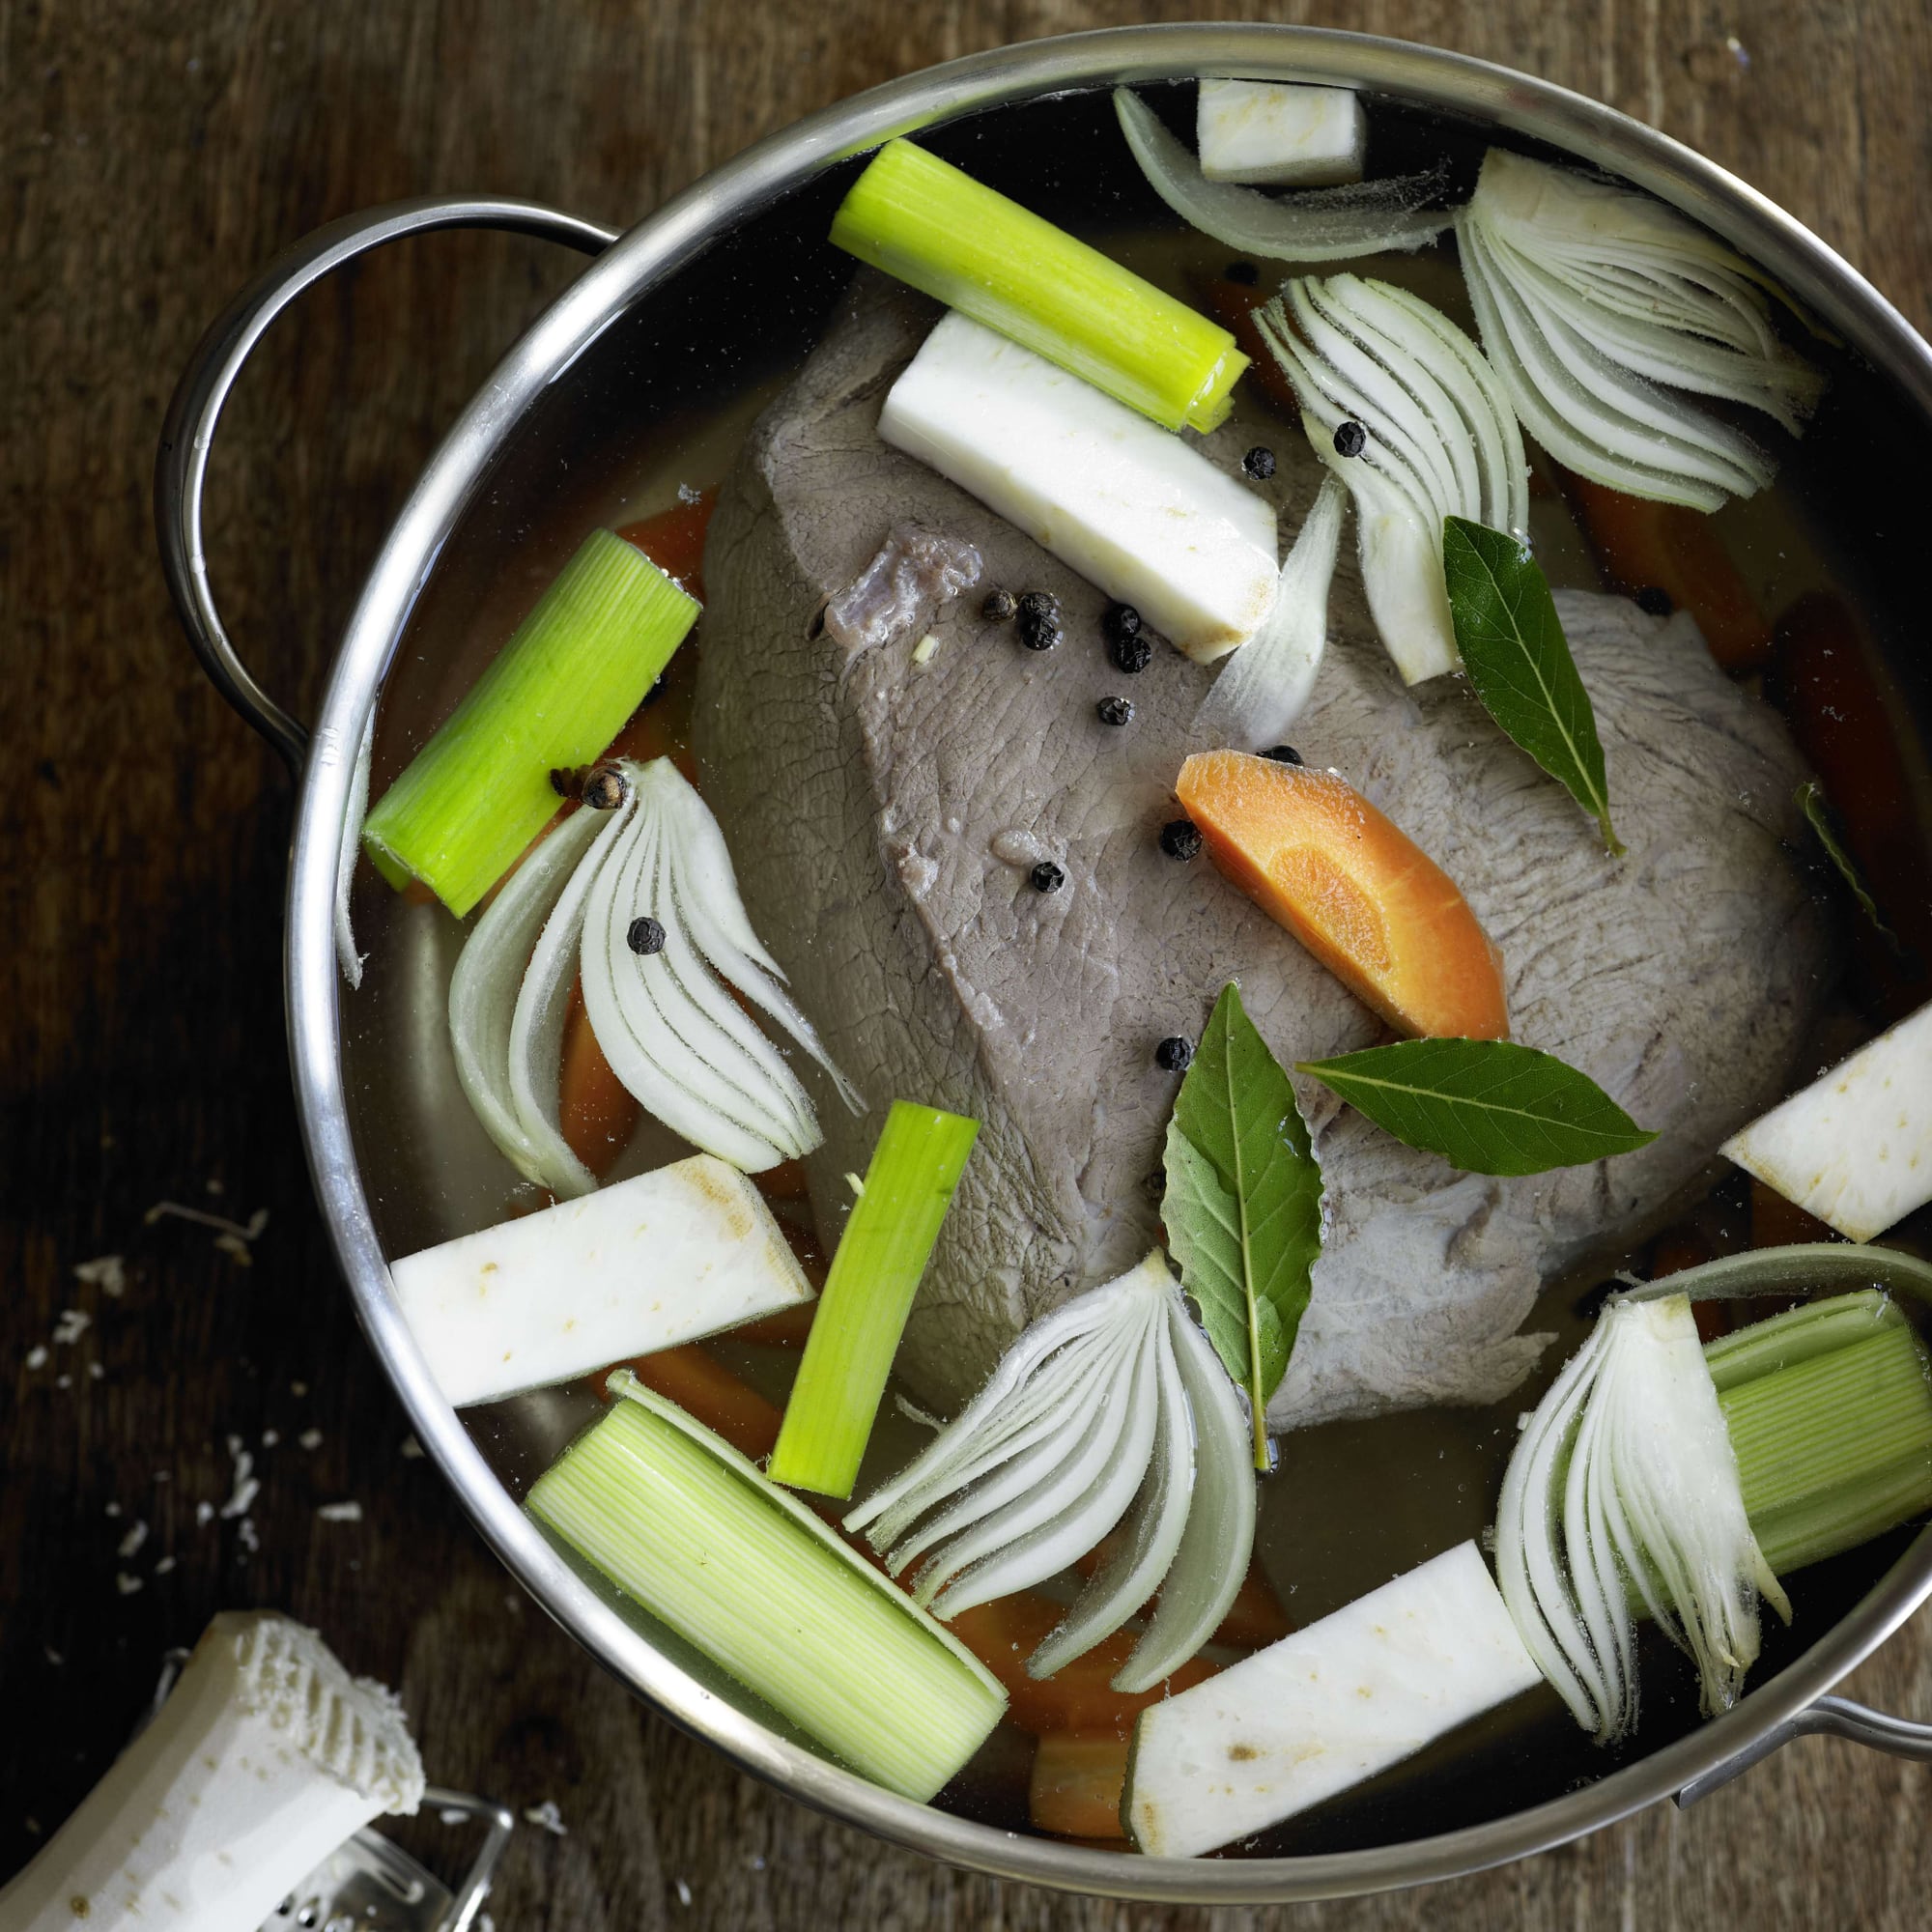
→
(1676, 1693, 1932, 1806)
(155, 196, 618, 777)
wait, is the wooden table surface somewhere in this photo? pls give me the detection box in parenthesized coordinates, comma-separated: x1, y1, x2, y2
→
(6, 2, 1932, 1926)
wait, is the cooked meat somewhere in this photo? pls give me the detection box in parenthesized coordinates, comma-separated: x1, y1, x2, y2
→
(696, 274, 1834, 1429)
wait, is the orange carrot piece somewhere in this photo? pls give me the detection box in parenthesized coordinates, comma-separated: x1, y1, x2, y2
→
(1177, 750, 1509, 1040)
(619, 1345, 784, 1463)
(1749, 1176, 1836, 1249)
(1029, 1732, 1130, 1839)
(557, 977, 641, 1178)
(948, 1592, 1217, 1739)
(1563, 473, 1771, 671)
(732, 1301, 819, 1349)
(616, 490, 717, 601)
(1212, 1558, 1293, 1650)
(1772, 591, 1932, 1023)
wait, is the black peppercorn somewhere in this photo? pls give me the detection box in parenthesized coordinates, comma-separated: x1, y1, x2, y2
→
(1018, 610, 1061, 651)
(1110, 631, 1152, 674)
(1333, 420, 1368, 458)
(1159, 818, 1203, 861)
(1224, 261, 1260, 286)
(1263, 744, 1304, 766)
(1029, 860, 1065, 894)
(1016, 589, 1058, 626)
(1155, 1035, 1195, 1072)
(1102, 602, 1142, 643)
(1634, 585, 1675, 617)
(1243, 445, 1277, 480)
(626, 915, 668, 955)
(1096, 695, 1134, 727)
(582, 764, 629, 810)
(982, 586, 1017, 622)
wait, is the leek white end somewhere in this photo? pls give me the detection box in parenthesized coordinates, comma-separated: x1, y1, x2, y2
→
(1125, 1542, 1540, 1857)
(528, 1373, 1007, 1800)
(389, 1154, 814, 1407)
(1720, 1003, 1932, 1242)
(1196, 80, 1366, 187)
(0, 1612, 422, 1932)
(879, 311, 1278, 662)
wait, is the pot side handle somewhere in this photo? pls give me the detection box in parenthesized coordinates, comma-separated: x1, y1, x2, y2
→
(155, 196, 618, 778)
(1676, 1693, 1932, 1806)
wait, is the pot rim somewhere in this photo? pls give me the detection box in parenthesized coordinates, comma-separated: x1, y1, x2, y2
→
(286, 22, 1932, 1903)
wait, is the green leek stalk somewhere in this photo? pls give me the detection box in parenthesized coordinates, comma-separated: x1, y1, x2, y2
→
(768, 1100, 979, 1499)
(527, 1374, 1005, 1800)
(1711, 1292, 1932, 1576)
(362, 529, 699, 918)
(831, 138, 1248, 434)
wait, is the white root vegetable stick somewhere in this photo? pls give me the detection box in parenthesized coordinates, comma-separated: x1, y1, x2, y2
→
(879, 311, 1278, 663)
(1125, 1541, 1542, 1857)
(1197, 80, 1367, 187)
(1720, 1001, 1932, 1241)
(389, 1154, 814, 1406)
(0, 1612, 423, 1932)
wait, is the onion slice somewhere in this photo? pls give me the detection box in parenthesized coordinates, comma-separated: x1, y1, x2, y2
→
(334, 705, 377, 990)
(1114, 88, 1450, 264)
(446, 756, 858, 1189)
(1456, 150, 1821, 510)
(1113, 1293, 1258, 1692)
(580, 759, 854, 1173)
(448, 798, 617, 1197)
(1254, 274, 1527, 682)
(1194, 473, 1346, 748)
(846, 1250, 1258, 1685)
(1493, 1291, 1788, 1741)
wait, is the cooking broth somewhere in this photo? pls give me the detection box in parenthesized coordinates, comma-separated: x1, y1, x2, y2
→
(340, 80, 1932, 1854)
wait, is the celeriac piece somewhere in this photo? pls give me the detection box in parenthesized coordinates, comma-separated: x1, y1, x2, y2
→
(1197, 80, 1366, 187)
(0, 1612, 423, 1932)
(1720, 1001, 1932, 1241)
(879, 313, 1278, 662)
(389, 1154, 814, 1407)
(1125, 1541, 1541, 1857)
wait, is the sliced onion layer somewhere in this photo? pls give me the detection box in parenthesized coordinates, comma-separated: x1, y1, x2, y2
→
(845, 1250, 1258, 1689)
(1457, 150, 1822, 510)
(447, 756, 859, 1189)
(1493, 1291, 1788, 1742)
(1115, 88, 1451, 264)
(1254, 274, 1527, 682)
(1194, 473, 1346, 748)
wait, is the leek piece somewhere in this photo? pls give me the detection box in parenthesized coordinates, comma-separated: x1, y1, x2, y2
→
(1721, 1321, 1932, 1575)
(1702, 1288, 1904, 1394)
(768, 1100, 979, 1499)
(362, 529, 700, 919)
(830, 137, 1247, 434)
(526, 1374, 1005, 1800)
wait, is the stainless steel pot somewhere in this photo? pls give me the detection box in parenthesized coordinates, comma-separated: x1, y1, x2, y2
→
(156, 23, 1932, 1902)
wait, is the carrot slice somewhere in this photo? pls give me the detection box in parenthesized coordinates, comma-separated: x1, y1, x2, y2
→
(616, 490, 717, 601)
(1771, 591, 1932, 1023)
(1029, 1732, 1130, 1839)
(1562, 473, 1771, 671)
(1177, 750, 1509, 1040)
(947, 1593, 1217, 1738)
(619, 1345, 784, 1463)
(558, 977, 641, 1178)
